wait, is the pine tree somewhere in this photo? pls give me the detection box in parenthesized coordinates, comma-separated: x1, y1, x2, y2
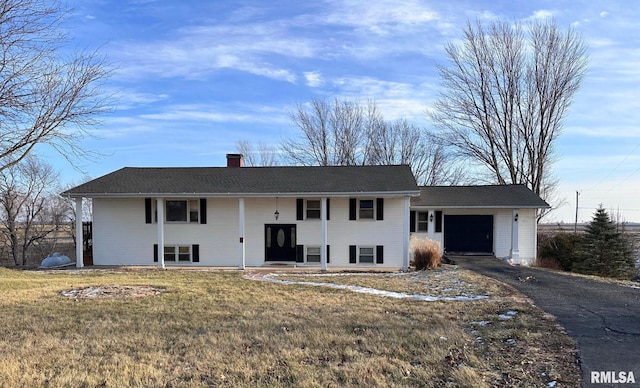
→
(573, 206, 636, 279)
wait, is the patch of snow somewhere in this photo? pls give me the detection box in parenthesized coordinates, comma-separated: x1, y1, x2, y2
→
(506, 338, 517, 345)
(498, 310, 518, 319)
(472, 321, 491, 327)
(548, 381, 556, 387)
(248, 273, 489, 302)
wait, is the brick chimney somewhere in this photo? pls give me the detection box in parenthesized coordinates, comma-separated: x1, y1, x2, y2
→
(226, 153, 243, 167)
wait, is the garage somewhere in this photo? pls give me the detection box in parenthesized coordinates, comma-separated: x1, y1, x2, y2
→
(444, 215, 493, 254)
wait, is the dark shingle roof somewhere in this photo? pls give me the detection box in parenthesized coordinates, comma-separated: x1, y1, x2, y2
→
(411, 185, 549, 208)
(62, 165, 420, 197)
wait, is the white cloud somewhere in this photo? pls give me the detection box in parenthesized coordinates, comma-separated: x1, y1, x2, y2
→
(529, 9, 556, 20)
(324, 0, 441, 34)
(303, 71, 324, 87)
(600, 11, 609, 18)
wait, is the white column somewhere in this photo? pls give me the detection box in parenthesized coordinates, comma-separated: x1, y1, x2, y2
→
(157, 198, 165, 269)
(402, 196, 410, 271)
(75, 197, 84, 268)
(320, 197, 328, 272)
(511, 209, 520, 264)
(239, 198, 246, 270)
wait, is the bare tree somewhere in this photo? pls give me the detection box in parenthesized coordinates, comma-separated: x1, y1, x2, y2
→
(283, 97, 463, 185)
(236, 140, 280, 166)
(0, 0, 111, 172)
(430, 19, 588, 216)
(0, 157, 62, 265)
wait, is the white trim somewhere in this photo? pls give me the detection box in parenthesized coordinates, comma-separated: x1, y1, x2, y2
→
(75, 198, 84, 268)
(511, 209, 520, 263)
(321, 197, 327, 271)
(157, 198, 165, 269)
(65, 190, 421, 199)
(239, 198, 245, 269)
(402, 196, 410, 271)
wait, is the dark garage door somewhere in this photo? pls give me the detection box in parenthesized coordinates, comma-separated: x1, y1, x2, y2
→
(444, 215, 493, 254)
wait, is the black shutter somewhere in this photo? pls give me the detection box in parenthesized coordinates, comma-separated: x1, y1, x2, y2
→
(153, 244, 158, 262)
(326, 198, 330, 220)
(200, 199, 207, 224)
(296, 199, 304, 220)
(376, 198, 384, 220)
(326, 245, 330, 264)
(435, 211, 443, 233)
(376, 245, 384, 264)
(145, 198, 152, 224)
(349, 245, 357, 263)
(296, 244, 304, 263)
(192, 244, 200, 262)
(349, 198, 357, 220)
(410, 211, 416, 233)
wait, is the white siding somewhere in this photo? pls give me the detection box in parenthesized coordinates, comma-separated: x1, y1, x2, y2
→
(409, 208, 536, 262)
(92, 196, 406, 268)
(517, 209, 537, 265)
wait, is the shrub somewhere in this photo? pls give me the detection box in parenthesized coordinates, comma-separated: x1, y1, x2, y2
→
(411, 236, 442, 270)
(573, 207, 636, 279)
(537, 232, 581, 271)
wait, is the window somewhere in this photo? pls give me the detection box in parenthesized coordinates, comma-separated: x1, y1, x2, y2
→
(359, 247, 374, 263)
(163, 200, 199, 223)
(189, 200, 199, 223)
(306, 200, 320, 219)
(359, 200, 374, 219)
(306, 246, 320, 263)
(164, 246, 176, 261)
(178, 246, 191, 261)
(166, 200, 187, 222)
(163, 245, 191, 262)
(418, 212, 429, 232)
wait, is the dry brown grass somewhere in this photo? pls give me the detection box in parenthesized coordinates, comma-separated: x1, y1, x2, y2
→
(0, 266, 580, 387)
(410, 236, 442, 270)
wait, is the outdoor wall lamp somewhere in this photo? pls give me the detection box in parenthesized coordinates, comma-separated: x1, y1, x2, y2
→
(274, 197, 279, 220)
(429, 213, 434, 223)
(514, 213, 519, 222)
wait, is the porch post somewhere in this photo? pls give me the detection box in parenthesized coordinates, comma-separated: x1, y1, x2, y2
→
(239, 198, 245, 269)
(157, 198, 165, 269)
(511, 209, 520, 264)
(320, 197, 327, 272)
(75, 197, 84, 268)
(402, 196, 410, 271)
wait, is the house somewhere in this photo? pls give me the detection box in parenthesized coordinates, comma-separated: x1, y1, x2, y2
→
(409, 185, 549, 265)
(63, 155, 420, 270)
(63, 154, 549, 269)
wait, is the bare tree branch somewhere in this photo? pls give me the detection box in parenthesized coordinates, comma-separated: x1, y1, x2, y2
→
(0, 0, 112, 172)
(430, 19, 588, 218)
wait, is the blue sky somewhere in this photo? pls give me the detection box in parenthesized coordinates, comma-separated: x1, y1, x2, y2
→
(48, 0, 639, 223)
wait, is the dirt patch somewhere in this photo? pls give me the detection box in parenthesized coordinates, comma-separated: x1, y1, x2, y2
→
(59, 285, 164, 299)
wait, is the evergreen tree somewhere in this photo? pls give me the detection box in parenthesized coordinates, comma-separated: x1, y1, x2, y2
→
(573, 206, 636, 279)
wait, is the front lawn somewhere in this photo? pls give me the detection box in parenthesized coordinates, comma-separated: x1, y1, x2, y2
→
(0, 267, 579, 387)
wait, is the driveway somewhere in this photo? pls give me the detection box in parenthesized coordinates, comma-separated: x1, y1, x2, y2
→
(454, 256, 640, 388)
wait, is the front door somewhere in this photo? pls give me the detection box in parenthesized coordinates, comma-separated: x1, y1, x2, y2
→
(265, 224, 297, 261)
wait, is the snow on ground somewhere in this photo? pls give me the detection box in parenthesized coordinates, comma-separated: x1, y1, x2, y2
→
(245, 272, 489, 302)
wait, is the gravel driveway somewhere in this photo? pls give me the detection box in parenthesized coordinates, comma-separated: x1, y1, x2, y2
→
(454, 256, 640, 388)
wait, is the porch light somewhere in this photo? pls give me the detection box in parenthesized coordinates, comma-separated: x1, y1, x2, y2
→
(274, 197, 279, 220)
(429, 213, 434, 223)
(514, 213, 519, 222)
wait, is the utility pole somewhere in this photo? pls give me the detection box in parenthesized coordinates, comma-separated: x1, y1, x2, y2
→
(574, 191, 580, 234)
